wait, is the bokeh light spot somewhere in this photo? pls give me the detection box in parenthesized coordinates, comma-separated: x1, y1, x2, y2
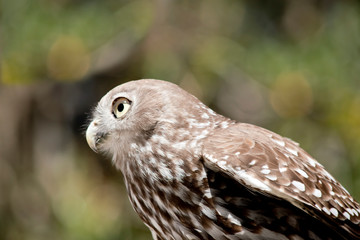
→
(282, 1, 323, 41)
(270, 72, 313, 118)
(47, 36, 90, 81)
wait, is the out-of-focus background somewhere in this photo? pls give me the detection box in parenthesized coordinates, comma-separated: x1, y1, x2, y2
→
(1, 0, 360, 239)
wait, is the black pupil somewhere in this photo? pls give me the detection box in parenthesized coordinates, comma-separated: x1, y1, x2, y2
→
(117, 103, 124, 112)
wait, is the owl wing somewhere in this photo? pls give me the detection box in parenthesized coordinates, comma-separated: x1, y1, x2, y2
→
(201, 123, 360, 238)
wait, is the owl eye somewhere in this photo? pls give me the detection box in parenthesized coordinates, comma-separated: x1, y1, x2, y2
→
(112, 97, 131, 119)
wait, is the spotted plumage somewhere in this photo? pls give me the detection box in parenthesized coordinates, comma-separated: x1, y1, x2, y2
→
(86, 79, 360, 239)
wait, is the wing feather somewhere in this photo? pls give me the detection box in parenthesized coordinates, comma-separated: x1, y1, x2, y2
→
(201, 123, 360, 238)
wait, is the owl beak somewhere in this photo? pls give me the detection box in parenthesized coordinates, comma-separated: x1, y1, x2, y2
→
(86, 120, 103, 153)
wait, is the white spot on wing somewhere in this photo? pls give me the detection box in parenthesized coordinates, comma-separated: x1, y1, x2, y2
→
(334, 199, 343, 207)
(330, 208, 338, 217)
(314, 204, 322, 211)
(279, 167, 287, 173)
(313, 189, 322, 198)
(306, 155, 317, 167)
(354, 209, 359, 217)
(271, 138, 285, 147)
(322, 207, 331, 215)
(265, 175, 277, 181)
(235, 170, 272, 192)
(347, 208, 356, 216)
(292, 180, 305, 192)
(343, 212, 351, 220)
(260, 169, 271, 175)
(286, 147, 298, 156)
(295, 168, 309, 178)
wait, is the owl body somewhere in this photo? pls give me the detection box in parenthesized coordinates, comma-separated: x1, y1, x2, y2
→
(86, 79, 360, 240)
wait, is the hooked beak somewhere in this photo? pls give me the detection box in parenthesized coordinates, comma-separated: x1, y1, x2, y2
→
(86, 120, 106, 153)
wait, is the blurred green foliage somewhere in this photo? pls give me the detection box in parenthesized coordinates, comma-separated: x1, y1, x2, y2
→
(1, 0, 360, 239)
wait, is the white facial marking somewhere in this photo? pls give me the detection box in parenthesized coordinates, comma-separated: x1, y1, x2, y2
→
(292, 180, 305, 192)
